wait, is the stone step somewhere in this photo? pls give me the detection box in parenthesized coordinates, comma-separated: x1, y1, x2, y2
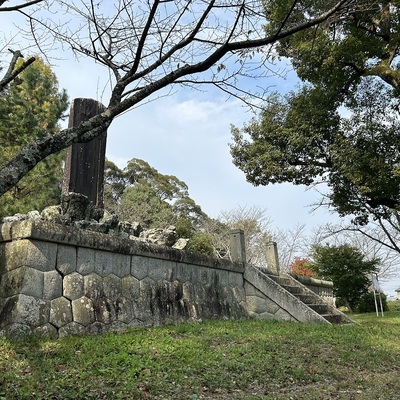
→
(267, 274, 293, 286)
(267, 272, 351, 325)
(308, 304, 331, 314)
(295, 293, 321, 304)
(321, 314, 345, 324)
(280, 284, 304, 294)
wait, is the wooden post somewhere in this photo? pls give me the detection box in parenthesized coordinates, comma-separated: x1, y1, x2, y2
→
(62, 98, 107, 210)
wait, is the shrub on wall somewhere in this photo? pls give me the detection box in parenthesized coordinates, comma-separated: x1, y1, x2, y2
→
(187, 232, 215, 256)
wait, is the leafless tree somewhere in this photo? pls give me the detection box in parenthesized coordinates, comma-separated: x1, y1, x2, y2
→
(0, 0, 356, 197)
(214, 205, 273, 265)
(272, 223, 308, 271)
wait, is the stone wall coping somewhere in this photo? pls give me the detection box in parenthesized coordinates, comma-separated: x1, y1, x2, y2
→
(0, 220, 243, 273)
(290, 273, 333, 288)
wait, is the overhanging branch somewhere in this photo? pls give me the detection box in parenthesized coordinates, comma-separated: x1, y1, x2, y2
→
(0, 49, 35, 93)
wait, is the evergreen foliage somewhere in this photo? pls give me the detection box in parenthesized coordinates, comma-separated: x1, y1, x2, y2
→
(0, 57, 68, 217)
(311, 244, 380, 312)
(356, 291, 388, 314)
(231, 1, 400, 224)
(104, 158, 207, 232)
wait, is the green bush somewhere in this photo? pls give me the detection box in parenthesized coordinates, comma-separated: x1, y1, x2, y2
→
(175, 216, 195, 239)
(387, 300, 400, 312)
(187, 232, 215, 256)
(356, 291, 388, 313)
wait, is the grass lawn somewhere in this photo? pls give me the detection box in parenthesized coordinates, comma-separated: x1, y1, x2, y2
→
(1, 311, 399, 399)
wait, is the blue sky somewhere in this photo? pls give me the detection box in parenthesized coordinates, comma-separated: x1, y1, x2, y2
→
(2, 2, 399, 297)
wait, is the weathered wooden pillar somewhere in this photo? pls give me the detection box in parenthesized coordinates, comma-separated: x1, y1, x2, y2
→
(62, 98, 107, 211)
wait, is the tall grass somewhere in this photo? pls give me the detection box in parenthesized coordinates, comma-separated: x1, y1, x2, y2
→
(1, 311, 400, 399)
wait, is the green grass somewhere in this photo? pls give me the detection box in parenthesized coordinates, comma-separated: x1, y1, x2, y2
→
(1, 312, 400, 399)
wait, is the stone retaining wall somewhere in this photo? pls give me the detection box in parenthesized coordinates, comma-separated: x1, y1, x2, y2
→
(0, 220, 247, 337)
(0, 221, 338, 337)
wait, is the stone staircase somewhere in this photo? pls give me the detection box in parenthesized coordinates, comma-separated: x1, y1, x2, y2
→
(266, 273, 353, 325)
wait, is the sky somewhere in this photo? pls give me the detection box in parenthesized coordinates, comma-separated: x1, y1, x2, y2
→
(2, 1, 399, 297)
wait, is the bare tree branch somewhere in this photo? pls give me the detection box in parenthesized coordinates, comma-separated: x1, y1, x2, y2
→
(0, 0, 356, 197)
(0, 49, 35, 93)
(0, 0, 42, 12)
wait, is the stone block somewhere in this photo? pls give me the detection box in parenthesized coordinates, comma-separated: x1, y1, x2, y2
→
(121, 275, 140, 301)
(77, 247, 95, 275)
(139, 276, 154, 290)
(128, 319, 145, 328)
(56, 245, 77, 276)
(34, 323, 58, 337)
(88, 321, 108, 335)
(232, 286, 246, 303)
(94, 250, 113, 276)
(8, 219, 34, 239)
(50, 297, 73, 328)
(0, 267, 44, 298)
(92, 297, 115, 324)
(58, 321, 86, 337)
(228, 271, 244, 288)
(103, 274, 121, 302)
(84, 273, 103, 300)
(0, 223, 12, 242)
(182, 281, 194, 301)
(193, 283, 206, 301)
(0, 322, 33, 337)
(173, 263, 192, 282)
(115, 297, 135, 324)
(148, 262, 172, 281)
(244, 281, 264, 297)
(0, 294, 49, 328)
(189, 266, 200, 284)
(1, 240, 56, 272)
(136, 277, 156, 322)
(131, 256, 149, 280)
(217, 269, 229, 286)
(246, 295, 279, 315)
(109, 320, 128, 332)
(221, 286, 234, 304)
(28, 240, 57, 272)
(72, 296, 95, 325)
(275, 308, 295, 321)
(44, 270, 63, 300)
(198, 267, 211, 286)
(111, 253, 131, 278)
(63, 272, 84, 300)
